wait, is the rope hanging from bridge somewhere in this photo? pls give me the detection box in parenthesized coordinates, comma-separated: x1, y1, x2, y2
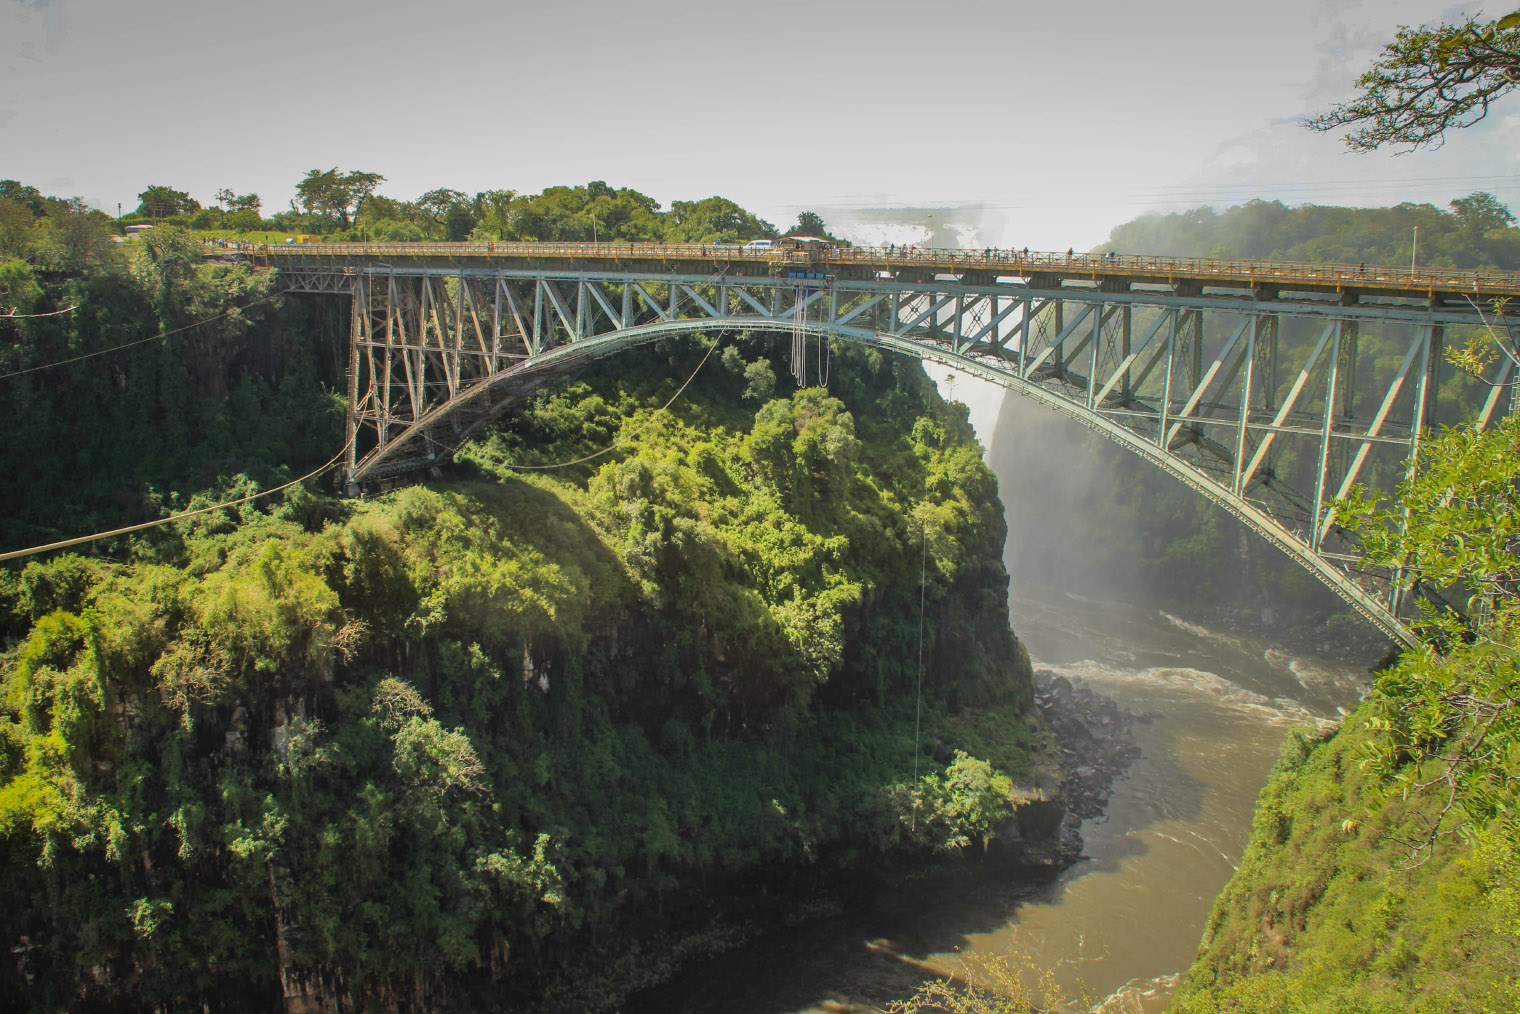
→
(496, 337, 723, 471)
(910, 513, 927, 832)
(791, 285, 808, 388)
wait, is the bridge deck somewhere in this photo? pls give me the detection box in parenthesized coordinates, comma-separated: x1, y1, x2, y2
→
(260, 240, 1520, 306)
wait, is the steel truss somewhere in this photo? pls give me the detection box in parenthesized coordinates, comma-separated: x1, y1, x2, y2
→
(278, 262, 1518, 646)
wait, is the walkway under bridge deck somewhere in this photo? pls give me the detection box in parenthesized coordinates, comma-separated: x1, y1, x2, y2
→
(264, 241, 1520, 646)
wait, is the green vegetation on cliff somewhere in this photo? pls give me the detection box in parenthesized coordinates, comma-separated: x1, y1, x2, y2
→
(0, 182, 1042, 1012)
(1173, 415, 1520, 1012)
(1173, 713, 1519, 1013)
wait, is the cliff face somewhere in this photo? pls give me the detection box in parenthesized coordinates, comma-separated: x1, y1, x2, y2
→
(0, 281, 1047, 1013)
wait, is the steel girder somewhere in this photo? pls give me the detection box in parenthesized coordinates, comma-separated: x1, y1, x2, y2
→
(280, 264, 1517, 646)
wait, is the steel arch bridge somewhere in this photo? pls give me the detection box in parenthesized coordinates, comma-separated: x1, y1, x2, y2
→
(265, 241, 1520, 646)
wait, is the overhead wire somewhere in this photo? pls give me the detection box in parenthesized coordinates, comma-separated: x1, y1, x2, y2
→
(0, 432, 356, 564)
(2, 304, 78, 319)
(497, 336, 722, 471)
(0, 287, 290, 381)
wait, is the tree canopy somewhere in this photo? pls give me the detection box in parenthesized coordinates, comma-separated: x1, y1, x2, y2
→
(294, 167, 385, 228)
(135, 184, 200, 219)
(1306, 10, 1520, 150)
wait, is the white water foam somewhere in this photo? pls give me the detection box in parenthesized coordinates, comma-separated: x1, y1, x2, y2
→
(1158, 611, 1215, 639)
(1289, 655, 1365, 699)
(1048, 659, 1334, 729)
(1157, 610, 1263, 657)
(1090, 971, 1184, 1013)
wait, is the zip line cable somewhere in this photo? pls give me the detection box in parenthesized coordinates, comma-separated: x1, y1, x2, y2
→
(0, 287, 290, 381)
(2, 304, 78, 320)
(0, 433, 356, 565)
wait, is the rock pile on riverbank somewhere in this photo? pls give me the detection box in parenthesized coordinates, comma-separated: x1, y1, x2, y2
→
(1033, 668, 1142, 854)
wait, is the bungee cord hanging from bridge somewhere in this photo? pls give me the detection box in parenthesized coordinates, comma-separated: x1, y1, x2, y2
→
(262, 239, 1520, 646)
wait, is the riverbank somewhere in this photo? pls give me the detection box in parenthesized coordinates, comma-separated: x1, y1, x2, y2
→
(1033, 668, 1142, 831)
(620, 658, 1147, 1014)
(625, 587, 1373, 1013)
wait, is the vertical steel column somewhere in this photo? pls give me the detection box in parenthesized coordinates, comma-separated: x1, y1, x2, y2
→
(1120, 306, 1133, 404)
(1311, 322, 1346, 551)
(953, 294, 964, 354)
(345, 278, 363, 477)
(1052, 300, 1065, 376)
(1254, 316, 1279, 411)
(1157, 309, 1178, 447)
(452, 274, 466, 398)
(532, 282, 545, 353)
(492, 278, 503, 373)
(1086, 303, 1103, 408)
(1330, 320, 1360, 487)
(383, 275, 400, 442)
(1393, 324, 1444, 618)
(1231, 319, 1258, 495)
(1015, 299, 1031, 377)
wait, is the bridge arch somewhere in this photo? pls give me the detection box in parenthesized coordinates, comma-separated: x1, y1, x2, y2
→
(272, 243, 1520, 647)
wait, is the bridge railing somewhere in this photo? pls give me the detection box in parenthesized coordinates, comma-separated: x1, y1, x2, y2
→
(257, 241, 1520, 298)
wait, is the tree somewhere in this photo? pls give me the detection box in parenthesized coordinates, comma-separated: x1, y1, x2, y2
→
(225, 208, 262, 233)
(1306, 11, 1520, 150)
(468, 189, 516, 240)
(33, 199, 115, 270)
(1337, 416, 1520, 856)
(0, 180, 46, 217)
(665, 196, 775, 243)
(783, 210, 841, 242)
(416, 188, 467, 220)
(416, 189, 474, 240)
(214, 188, 234, 211)
(227, 193, 261, 214)
(1450, 191, 1515, 239)
(293, 168, 385, 228)
(135, 185, 200, 219)
(0, 199, 34, 259)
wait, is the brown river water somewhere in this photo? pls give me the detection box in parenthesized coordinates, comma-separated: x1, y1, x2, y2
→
(625, 584, 1375, 1013)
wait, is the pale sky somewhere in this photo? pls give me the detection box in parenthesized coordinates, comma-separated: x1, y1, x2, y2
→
(4, 0, 1517, 251)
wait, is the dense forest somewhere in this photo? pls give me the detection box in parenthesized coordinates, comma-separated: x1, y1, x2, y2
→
(0, 181, 1044, 1011)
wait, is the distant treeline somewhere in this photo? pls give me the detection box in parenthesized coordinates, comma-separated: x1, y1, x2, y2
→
(3, 174, 841, 248)
(1102, 192, 1520, 271)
